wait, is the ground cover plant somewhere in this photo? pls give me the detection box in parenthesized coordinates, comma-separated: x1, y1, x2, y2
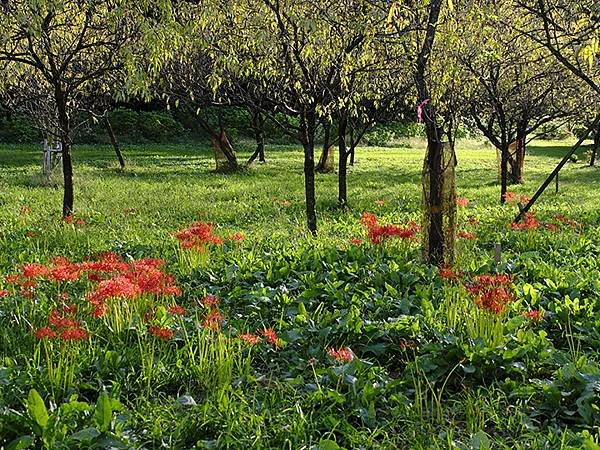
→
(1, 139, 600, 449)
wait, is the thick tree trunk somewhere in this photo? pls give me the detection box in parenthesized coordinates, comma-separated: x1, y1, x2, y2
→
(104, 116, 125, 170)
(426, 139, 445, 265)
(247, 112, 266, 165)
(212, 130, 239, 172)
(338, 112, 348, 205)
(300, 111, 317, 235)
(316, 122, 332, 173)
(500, 145, 509, 204)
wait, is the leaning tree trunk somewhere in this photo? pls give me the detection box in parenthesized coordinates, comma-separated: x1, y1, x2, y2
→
(247, 112, 266, 165)
(591, 128, 599, 167)
(300, 111, 318, 235)
(338, 112, 349, 205)
(212, 130, 239, 172)
(104, 116, 125, 170)
(511, 124, 527, 184)
(316, 122, 333, 173)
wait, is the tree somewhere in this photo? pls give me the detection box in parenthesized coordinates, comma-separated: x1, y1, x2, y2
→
(0, 0, 176, 216)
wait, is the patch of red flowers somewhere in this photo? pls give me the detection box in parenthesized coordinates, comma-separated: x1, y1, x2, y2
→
(504, 192, 531, 205)
(458, 232, 476, 240)
(554, 214, 579, 228)
(228, 233, 245, 242)
(0, 289, 9, 298)
(523, 309, 544, 322)
(349, 238, 362, 246)
(239, 333, 261, 346)
(168, 304, 186, 316)
(456, 197, 469, 207)
(149, 325, 174, 340)
(360, 212, 418, 244)
(35, 308, 89, 342)
(511, 212, 541, 230)
(175, 222, 224, 251)
(327, 347, 354, 363)
(260, 328, 281, 347)
(467, 274, 515, 314)
(202, 310, 224, 331)
(439, 265, 461, 281)
(374, 200, 386, 206)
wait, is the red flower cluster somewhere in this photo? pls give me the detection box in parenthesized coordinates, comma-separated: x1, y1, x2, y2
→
(63, 215, 86, 226)
(0, 289, 9, 298)
(360, 212, 418, 244)
(511, 212, 541, 230)
(327, 347, 354, 363)
(168, 304, 186, 316)
(554, 214, 579, 228)
(202, 309, 223, 331)
(35, 308, 89, 342)
(239, 333, 261, 346)
(523, 309, 544, 322)
(228, 233, 245, 242)
(504, 192, 531, 205)
(456, 197, 469, 207)
(467, 274, 515, 314)
(259, 328, 281, 348)
(439, 265, 461, 281)
(458, 232, 476, 240)
(149, 325, 174, 340)
(349, 238, 362, 246)
(175, 222, 224, 251)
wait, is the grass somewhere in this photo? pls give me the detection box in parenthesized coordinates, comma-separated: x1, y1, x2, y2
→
(1, 138, 600, 449)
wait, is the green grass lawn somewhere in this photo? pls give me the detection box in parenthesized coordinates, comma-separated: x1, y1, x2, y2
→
(1, 139, 600, 449)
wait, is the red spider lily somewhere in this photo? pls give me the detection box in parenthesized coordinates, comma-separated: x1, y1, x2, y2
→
(92, 304, 108, 318)
(239, 333, 261, 346)
(504, 192, 530, 205)
(202, 310, 223, 331)
(34, 327, 57, 340)
(350, 238, 362, 246)
(62, 303, 77, 315)
(399, 339, 418, 351)
(49, 265, 80, 282)
(439, 265, 461, 280)
(458, 232, 476, 240)
(545, 223, 558, 232)
(20, 206, 32, 214)
(456, 197, 469, 207)
(5, 275, 20, 284)
(523, 309, 544, 322)
(22, 263, 49, 279)
(511, 212, 540, 230)
(175, 222, 224, 250)
(374, 200, 386, 206)
(168, 304, 186, 316)
(149, 325, 174, 340)
(327, 347, 354, 363)
(0, 290, 9, 298)
(63, 215, 74, 224)
(259, 328, 280, 347)
(88, 277, 142, 304)
(360, 212, 416, 244)
(467, 274, 515, 314)
(406, 220, 422, 233)
(59, 327, 89, 342)
(228, 233, 245, 242)
(203, 295, 220, 308)
(25, 231, 38, 238)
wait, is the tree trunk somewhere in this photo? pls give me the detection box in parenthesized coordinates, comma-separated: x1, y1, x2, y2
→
(56, 87, 74, 217)
(591, 128, 599, 167)
(247, 112, 266, 165)
(212, 130, 239, 172)
(104, 116, 125, 170)
(500, 145, 509, 204)
(300, 111, 317, 235)
(349, 146, 355, 166)
(426, 139, 445, 265)
(512, 124, 526, 183)
(316, 122, 332, 173)
(338, 112, 348, 205)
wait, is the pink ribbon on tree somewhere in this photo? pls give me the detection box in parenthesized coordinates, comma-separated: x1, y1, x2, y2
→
(417, 99, 430, 123)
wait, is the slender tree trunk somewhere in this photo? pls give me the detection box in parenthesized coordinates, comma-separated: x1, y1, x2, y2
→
(56, 88, 74, 217)
(316, 122, 331, 173)
(500, 145, 509, 204)
(338, 112, 348, 205)
(591, 128, 599, 167)
(513, 123, 526, 183)
(301, 110, 317, 235)
(104, 116, 125, 170)
(247, 112, 266, 166)
(349, 146, 355, 166)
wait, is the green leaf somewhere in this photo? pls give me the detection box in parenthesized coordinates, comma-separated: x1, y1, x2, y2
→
(94, 392, 112, 433)
(318, 439, 345, 450)
(70, 427, 101, 441)
(6, 436, 34, 450)
(27, 389, 48, 432)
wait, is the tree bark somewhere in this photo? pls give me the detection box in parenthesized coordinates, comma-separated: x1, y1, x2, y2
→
(500, 145, 509, 204)
(512, 123, 527, 184)
(591, 127, 599, 167)
(300, 110, 317, 235)
(56, 88, 74, 217)
(338, 112, 348, 205)
(104, 116, 125, 170)
(247, 111, 266, 165)
(316, 122, 332, 173)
